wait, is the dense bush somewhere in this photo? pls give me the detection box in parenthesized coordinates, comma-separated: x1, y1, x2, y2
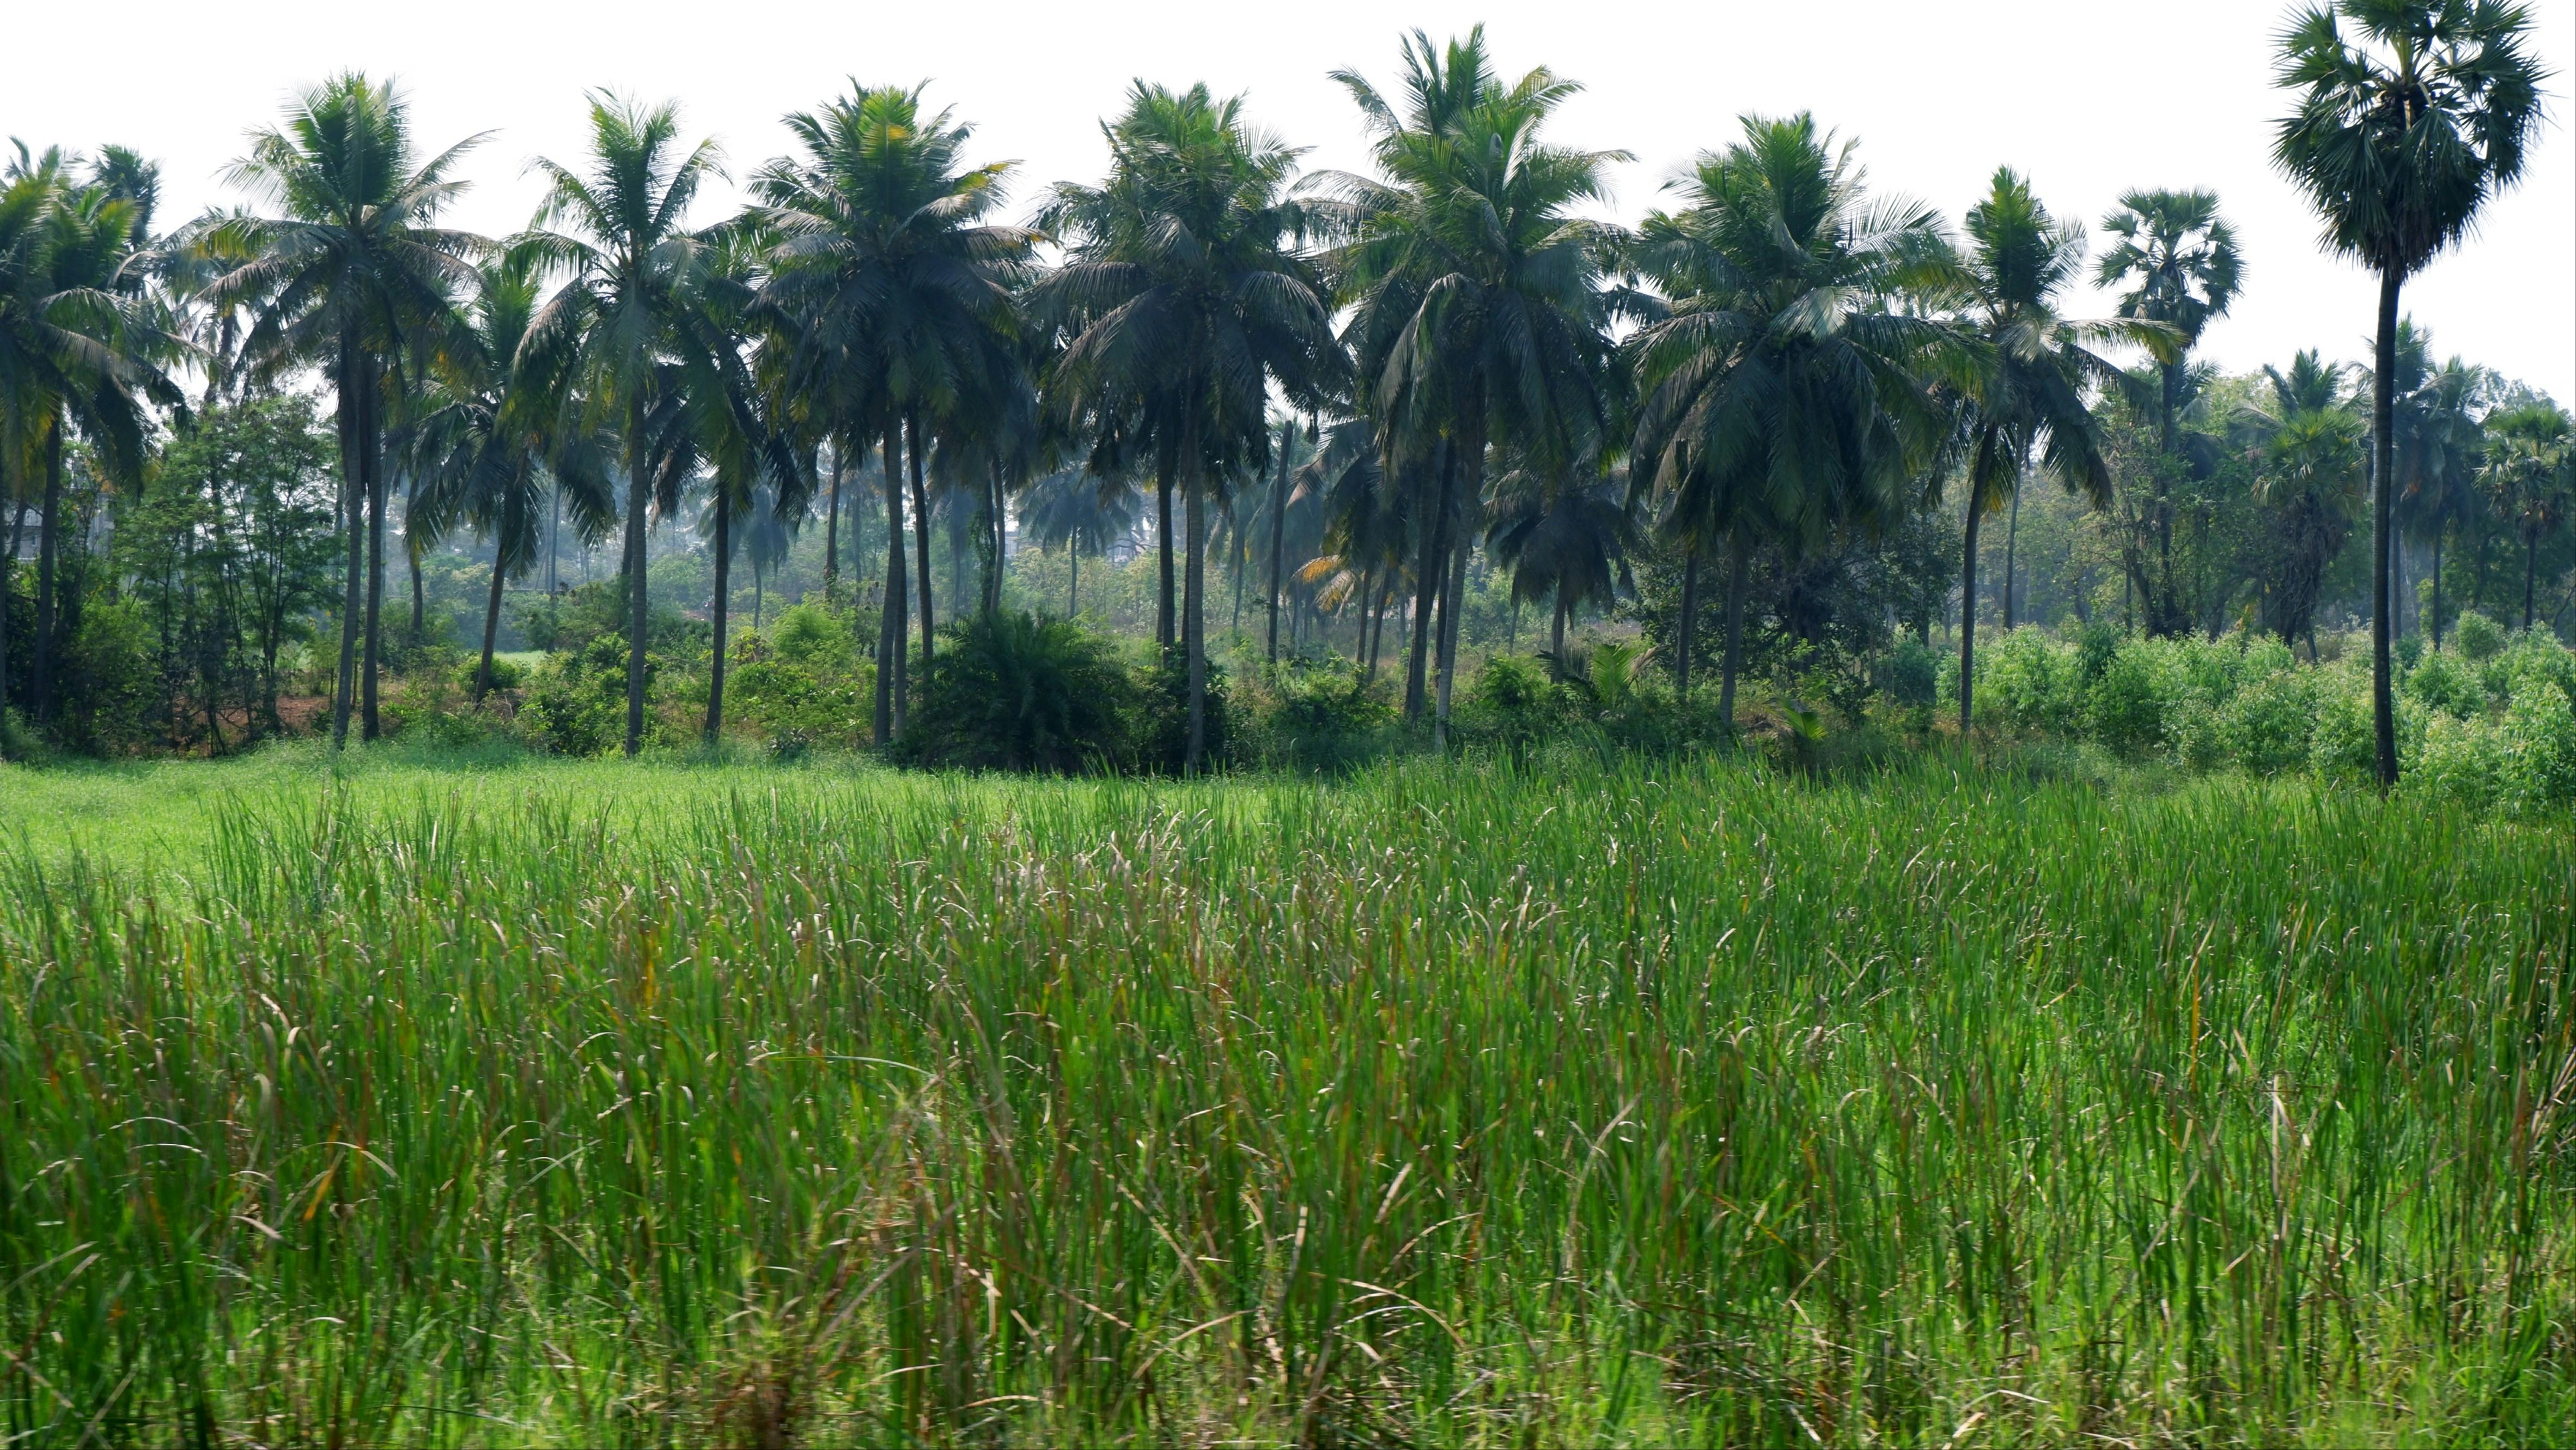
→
(517, 635, 637, 757)
(1240, 661, 1400, 773)
(896, 611, 1141, 773)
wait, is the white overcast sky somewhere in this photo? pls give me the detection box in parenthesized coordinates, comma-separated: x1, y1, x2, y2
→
(15, 0, 2574, 400)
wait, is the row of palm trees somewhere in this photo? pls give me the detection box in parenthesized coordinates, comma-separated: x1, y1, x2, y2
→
(3, 2, 2547, 782)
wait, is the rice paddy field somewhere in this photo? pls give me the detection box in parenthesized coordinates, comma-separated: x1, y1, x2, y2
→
(4, 748, 2575, 1446)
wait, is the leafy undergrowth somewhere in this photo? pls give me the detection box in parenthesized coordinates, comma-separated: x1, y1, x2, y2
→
(4, 757, 2574, 1445)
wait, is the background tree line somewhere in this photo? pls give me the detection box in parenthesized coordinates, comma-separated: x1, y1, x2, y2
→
(1, 2, 2560, 784)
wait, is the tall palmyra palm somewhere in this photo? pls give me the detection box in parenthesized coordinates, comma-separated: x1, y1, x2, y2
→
(1625, 114, 1961, 724)
(405, 256, 617, 701)
(754, 83, 1030, 744)
(2096, 187, 2243, 636)
(1936, 168, 2169, 732)
(517, 92, 725, 756)
(1314, 27, 1622, 733)
(2273, 0, 2547, 786)
(206, 74, 484, 746)
(2395, 349, 2493, 645)
(2248, 351, 2368, 649)
(1, 148, 176, 726)
(1037, 81, 1342, 772)
(2477, 401, 2571, 631)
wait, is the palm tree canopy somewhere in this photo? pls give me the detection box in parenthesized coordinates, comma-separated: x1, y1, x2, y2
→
(2271, 0, 2548, 278)
(2096, 188, 2244, 347)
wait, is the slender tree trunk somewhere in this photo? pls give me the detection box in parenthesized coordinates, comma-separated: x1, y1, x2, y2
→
(908, 411, 934, 662)
(2002, 489, 2020, 632)
(2431, 532, 2446, 649)
(1404, 441, 1453, 720)
(823, 439, 843, 603)
(332, 341, 362, 749)
(1266, 417, 1293, 663)
(1550, 587, 1567, 658)
(31, 424, 63, 724)
(474, 537, 506, 702)
(1718, 531, 1749, 733)
(877, 422, 908, 743)
(705, 492, 730, 745)
(623, 390, 651, 757)
(1069, 546, 1079, 617)
(2525, 530, 2540, 633)
(1184, 452, 1208, 774)
(1434, 527, 1467, 749)
(547, 481, 561, 594)
(1229, 500, 1246, 636)
(408, 507, 424, 642)
(1959, 488, 1983, 737)
(2369, 270, 2401, 788)
(362, 368, 386, 741)
(0, 476, 17, 725)
(1155, 466, 1176, 653)
(1676, 546, 1701, 699)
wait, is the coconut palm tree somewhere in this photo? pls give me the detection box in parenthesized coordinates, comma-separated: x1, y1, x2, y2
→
(517, 92, 726, 757)
(753, 83, 1031, 743)
(1, 146, 179, 727)
(1625, 114, 1965, 727)
(205, 74, 484, 746)
(2273, 0, 2547, 786)
(1485, 468, 1635, 658)
(405, 256, 618, 700)
(2246, 351, 2368, 651)
(1935, 168, 2171, 733)
(1314, 28, 1622, 734)
(2096, 188, 2243, 635)
(2477, 401, 2571, 631)
(1036, 81, 1342, 772)
(1019, 465, 1143, 617)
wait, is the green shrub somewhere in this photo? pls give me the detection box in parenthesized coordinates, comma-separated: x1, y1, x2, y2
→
(2499, 685, 2576, 816)
(2407, 714, 2503, 810)
(2221, 669, 2318, 776)
(1132, 646, 1232, 774)
(2489, 634, 2576, 712)
(2405, 647, 2484, 719)
(1251, 663, 1400, 774)
(454, 654, 527, 694)
(727, 655, 872, 752)
(896, 612, 1141, 773)
(517, 636, 634, 757)
(2452, 610, 2506, 662)
(2085, 638, 2171, 756)
(57, 596, 157, 754)
(1983, 627, 2078, 733)
(1880, 638, 1938, 710)
(770, 602, 860, 672)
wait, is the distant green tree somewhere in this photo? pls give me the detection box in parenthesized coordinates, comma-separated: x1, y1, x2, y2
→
(2246, 352, 2368, 650)
(2477, 402, 2571, 631)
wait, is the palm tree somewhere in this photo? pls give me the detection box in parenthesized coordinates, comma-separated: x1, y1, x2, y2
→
(1485, 468, 1635, 658)
(1316, 28, 1622, 735)
(1019, 465, 1143, 616)
(1625, 114, 1963, 727)
(518, 92, 725, 757)
(405, 256, 617, 700)
(2477, 402, 2571, 631)
(1936, 169, 2169, 733)
(206, 75, 484, 746)
(753, 83, 1030, 744)
(1, 146, 177, 727)
(2273, 0, 2547, 786)
(1037, 81, 1342, 772)
(2394, 351, 2493, 645)
(2246, 351, 2368, 651)
(2096, 188, 2243, 636)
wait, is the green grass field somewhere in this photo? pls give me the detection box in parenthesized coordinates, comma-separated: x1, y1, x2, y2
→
(4, 749, 2574, 1445)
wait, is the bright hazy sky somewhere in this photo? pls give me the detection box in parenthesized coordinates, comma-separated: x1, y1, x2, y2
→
(16, 0, 2574, 400)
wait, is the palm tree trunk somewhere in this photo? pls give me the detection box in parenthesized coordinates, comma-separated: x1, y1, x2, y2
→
(1266, 418, 1293, 663)
(1434, 528, 1468, 749)
(2002, 489, 2020, 632)
(1959, 489, 1983, 736)
(362, 368, 387, 742)
(823, 439, 844, 603)
(2368, 269, 2401, 788)
(1676, 547, 1701, 699)
(623, 390, 651, 758)
(31, 423, 63, 724)
(0, 475, 17, 725)
(1404, 441, 1453, 720)
(474, 542, 506, 702)
(1184, 457, 1208, 774)
(2431, 531, 2445, 649)
(908, 411, 934, 662)
(878, 421, 908, 744)
(1068, 545, 1079, 617)
(1551, 586, 1567, 658)
(332, 339, 362, 749)
(705, 490, 730, 745)
(1718, 531, 1749, 733)
(1155, 467, 1176, 653)
(2525, 529, 2540, 632)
